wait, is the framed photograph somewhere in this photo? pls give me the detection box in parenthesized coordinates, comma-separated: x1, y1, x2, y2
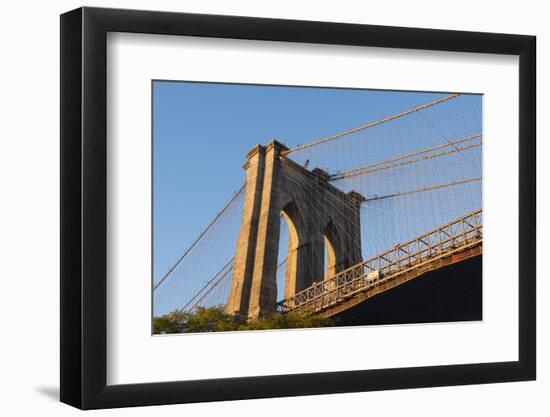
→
(60, 6, 536, 409)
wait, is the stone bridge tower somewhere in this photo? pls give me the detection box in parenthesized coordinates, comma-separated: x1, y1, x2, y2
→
(226, 140, 363, 319)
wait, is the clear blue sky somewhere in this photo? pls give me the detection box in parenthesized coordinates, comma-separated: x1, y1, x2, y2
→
(153, 81, 481, 283)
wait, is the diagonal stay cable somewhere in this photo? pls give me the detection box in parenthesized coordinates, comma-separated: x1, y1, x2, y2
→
(177, 257, 234, 313)
(331, 140, 481, 181)
(363, 177, 482, 203)
(153, 183, 245, 291)
(185, 262, 235, 313)
(416, 110, 480, 172)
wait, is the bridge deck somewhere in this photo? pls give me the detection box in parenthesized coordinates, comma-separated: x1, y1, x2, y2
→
(277, 209, 482, 317)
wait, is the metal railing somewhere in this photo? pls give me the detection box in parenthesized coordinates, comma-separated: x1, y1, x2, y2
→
(277, 208, 482, 314)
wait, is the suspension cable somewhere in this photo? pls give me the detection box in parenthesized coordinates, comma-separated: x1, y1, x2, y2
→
(282, 93, 460, 155)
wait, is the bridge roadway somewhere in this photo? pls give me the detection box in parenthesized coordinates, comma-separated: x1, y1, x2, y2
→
(277, 208, 482, 318)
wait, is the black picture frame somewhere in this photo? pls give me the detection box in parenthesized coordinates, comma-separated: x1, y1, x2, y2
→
(60, 6, 536, 410)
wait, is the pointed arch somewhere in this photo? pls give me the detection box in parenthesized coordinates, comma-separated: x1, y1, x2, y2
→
(324, 220, 346, 278)
(280, 201, 303, 299)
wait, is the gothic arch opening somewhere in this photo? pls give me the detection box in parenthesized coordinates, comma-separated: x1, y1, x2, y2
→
(323, 235, 336, 279)
(323, 220, 344, 279)
(278, 201, 303, 301)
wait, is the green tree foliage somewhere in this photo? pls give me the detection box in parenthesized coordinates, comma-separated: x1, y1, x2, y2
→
(153, 306, 335, 334)
(242, 311, 334, 331)
(152, 310, 188, 334)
